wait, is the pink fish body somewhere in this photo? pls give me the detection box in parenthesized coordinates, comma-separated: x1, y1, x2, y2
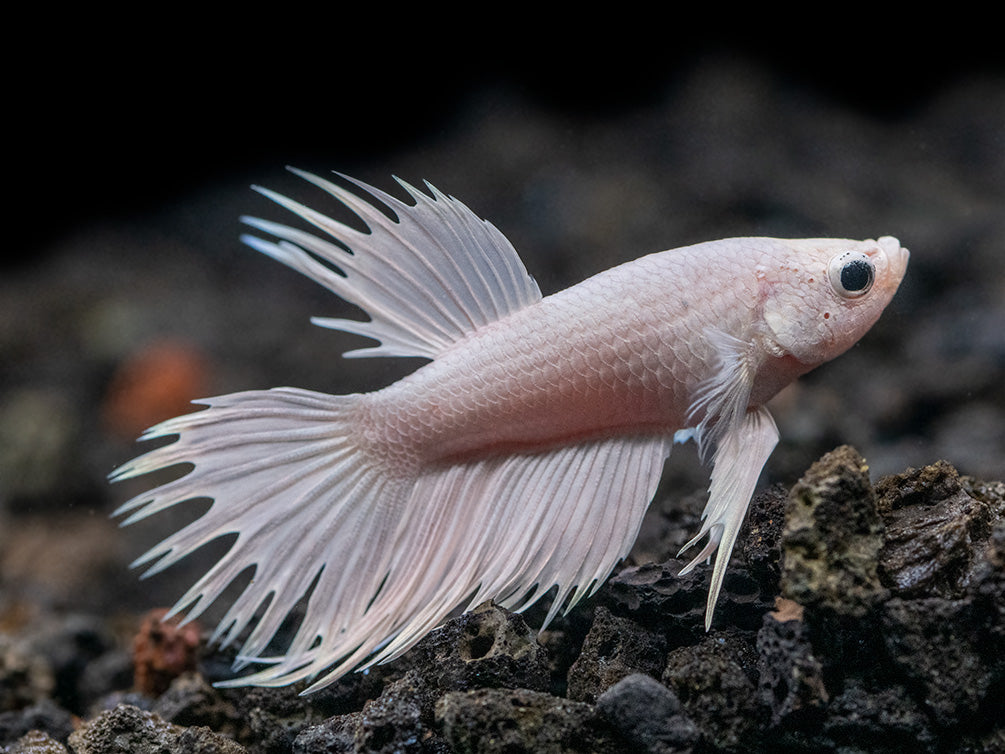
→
(112, 170, 909, 690)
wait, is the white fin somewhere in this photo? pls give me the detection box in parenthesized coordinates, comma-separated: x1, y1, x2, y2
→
(365, 434, 671, 660)
(687, 328, 759, 459)
(111, 389, 410, 677)
(677, 405, 778, 629)
(111, 388, 670, 690)
(679, 329, 775, 629)
(240, 169, 542, 359)
(238, 433, 669, 691)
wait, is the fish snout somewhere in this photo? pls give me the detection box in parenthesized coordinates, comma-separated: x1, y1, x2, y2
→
(878, 235, 910, 271)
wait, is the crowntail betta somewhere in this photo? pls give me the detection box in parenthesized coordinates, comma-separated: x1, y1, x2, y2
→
(111, 169, 909, 691)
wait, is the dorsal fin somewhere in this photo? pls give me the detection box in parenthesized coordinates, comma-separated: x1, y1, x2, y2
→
(240, 169, 542, 359)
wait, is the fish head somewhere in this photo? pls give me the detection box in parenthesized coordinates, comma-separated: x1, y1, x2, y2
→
(761, 236, 910, 367)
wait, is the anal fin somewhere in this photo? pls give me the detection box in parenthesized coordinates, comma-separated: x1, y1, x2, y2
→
(292, 432, 671, 690)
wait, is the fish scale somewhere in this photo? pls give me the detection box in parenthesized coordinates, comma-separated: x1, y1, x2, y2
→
(367, 291, 677, 458)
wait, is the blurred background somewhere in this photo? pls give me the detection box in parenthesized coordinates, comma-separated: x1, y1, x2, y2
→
(1, 15, 1002, 633)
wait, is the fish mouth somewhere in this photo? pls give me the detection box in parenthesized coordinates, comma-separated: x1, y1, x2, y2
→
(878, 235, 910, 272)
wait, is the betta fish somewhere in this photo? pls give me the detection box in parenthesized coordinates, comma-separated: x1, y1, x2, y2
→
(111, 169, 909, 691)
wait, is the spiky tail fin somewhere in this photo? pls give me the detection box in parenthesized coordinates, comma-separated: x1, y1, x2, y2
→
(111, 388, 412, 683)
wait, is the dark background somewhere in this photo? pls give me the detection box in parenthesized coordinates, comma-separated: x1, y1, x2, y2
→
(2, 16, 1003, 622)
(11, 17, 1003, 251)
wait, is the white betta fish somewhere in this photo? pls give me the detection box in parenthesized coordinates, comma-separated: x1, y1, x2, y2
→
(111, 169, 909, 691)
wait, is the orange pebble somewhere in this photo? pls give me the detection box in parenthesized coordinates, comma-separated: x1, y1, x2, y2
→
(132, 608, 202, 696)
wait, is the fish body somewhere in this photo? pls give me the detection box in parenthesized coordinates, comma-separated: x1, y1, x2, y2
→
(368, 246, 785, 459)
(112, 170, 909, 691)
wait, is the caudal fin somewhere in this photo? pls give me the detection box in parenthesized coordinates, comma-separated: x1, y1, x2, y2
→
(111, 387, 414, 686)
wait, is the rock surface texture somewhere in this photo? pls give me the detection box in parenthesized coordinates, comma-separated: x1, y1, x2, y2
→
(2, 448, 1001, 753)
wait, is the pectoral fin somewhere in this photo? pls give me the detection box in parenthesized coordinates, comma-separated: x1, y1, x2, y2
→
(678, 405, 779, 629)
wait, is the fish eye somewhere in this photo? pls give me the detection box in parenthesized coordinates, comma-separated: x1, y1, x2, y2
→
(828, 251, 875, 298)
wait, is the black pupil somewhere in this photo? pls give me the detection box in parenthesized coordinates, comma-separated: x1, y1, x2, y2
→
(841, 259, 873, 291)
